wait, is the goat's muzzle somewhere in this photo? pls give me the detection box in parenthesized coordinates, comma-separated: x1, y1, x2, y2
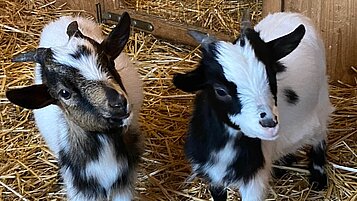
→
(103, 87, 130, 124)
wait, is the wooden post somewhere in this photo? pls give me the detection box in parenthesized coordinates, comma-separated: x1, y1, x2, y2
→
(282, 0, 357, 84)
(262, 0, 283, 16)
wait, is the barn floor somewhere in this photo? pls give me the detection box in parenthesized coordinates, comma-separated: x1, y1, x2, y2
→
(0, 0, 356, 200)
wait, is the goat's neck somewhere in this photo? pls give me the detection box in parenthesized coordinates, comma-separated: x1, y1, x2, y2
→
(61, 118, 122, 161)
(60, 117, 141, 168)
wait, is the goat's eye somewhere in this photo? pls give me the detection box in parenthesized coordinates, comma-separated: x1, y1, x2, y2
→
(215, 88, 228, 96)
(59, 89, 71, 100)
(214, 87, 228, 96)
(214, 86, 232, 102)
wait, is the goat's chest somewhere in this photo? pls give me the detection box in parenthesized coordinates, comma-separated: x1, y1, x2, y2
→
(200, 140, 239, 185)
(84, 140, 127, 190)
(193, 134, 265, 187)
(60, 135, 129, 193)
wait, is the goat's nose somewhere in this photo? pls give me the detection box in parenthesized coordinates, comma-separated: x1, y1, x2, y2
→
(106, 88, 127, 110)
(259, 118, 278, 128)
(260, 112, 266, 118)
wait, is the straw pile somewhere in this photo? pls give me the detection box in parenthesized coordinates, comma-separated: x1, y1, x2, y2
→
(1, 0, 356, 200)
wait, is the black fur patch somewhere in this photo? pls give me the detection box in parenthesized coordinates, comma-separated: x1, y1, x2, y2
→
(273, 154, 297, 178)
(70, 45, 92, 59)
(243, 29, 279, 104)
(275, 62, 286, 73)
(107, 59, 127, 94)
(283, 88, 299, 105)
(210, 186, 227, 201)
(239, 38, 245, 47)
(225, 136, 264, 183)
(309, 141, 327, 190)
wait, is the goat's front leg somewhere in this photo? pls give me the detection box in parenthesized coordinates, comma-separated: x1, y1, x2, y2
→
(111, 187, 133, 201)
(61, 167, 103, 201)
(210, 185, 227, 201)
(239, 168, 270, 201)
(308, 140, 327, 190)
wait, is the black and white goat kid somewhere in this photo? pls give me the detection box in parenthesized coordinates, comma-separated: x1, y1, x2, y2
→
(6, 13, 143, 201)
(173, 12, 333, 201)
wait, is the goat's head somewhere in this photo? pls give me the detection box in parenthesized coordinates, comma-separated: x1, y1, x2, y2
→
(6, 12, 132, 132)
(174, 16, 305, 140)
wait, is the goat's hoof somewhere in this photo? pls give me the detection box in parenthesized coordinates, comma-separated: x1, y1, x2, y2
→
(309, 170, 327, 190)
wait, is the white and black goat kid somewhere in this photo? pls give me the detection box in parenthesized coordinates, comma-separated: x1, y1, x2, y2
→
(6, 13, 143, 201)
(173, 12, 333, 201)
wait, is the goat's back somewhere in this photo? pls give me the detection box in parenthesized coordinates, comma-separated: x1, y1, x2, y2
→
(39, 16, 103, 48)
(255, 13, 333, 157)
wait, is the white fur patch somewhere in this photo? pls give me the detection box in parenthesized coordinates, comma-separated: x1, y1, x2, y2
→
(225, 125, 240, 137)
(85, 136, 127, 190)
(122, 110, 133, 128)
(61, 167, 79, 200)
(217, 40, 268, 94)
(112, 189, 132, 201)
(203, 139, 237, 185)
(52, 38, 107, 81)
(215, 40, 278, 140)
(239, 168, 269, 201)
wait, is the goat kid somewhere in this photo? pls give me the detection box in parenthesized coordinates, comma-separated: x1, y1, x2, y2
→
(173, 12, 333, 201)
(6, 13, 143, 201)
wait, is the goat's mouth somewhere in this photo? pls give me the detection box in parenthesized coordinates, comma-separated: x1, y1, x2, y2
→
(102, 112, 131, 123)
(258, 124, 279, 140)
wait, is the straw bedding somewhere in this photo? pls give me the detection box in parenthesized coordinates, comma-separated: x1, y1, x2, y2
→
(0, 0, 356, 200)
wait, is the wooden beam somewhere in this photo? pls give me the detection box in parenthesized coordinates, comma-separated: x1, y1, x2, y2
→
(56, 0, 234, 46)
(102, 9, 233, 47)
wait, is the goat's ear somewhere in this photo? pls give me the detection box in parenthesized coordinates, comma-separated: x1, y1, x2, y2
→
(66, 21, 84, 38)
(6, 84, 56, 109)
(267, 24, 306, 61)
(101, 12, 131, 59)
(188, 30, 216, 51)
(173, 67, 207, 92)
(12, 48, 51, 65)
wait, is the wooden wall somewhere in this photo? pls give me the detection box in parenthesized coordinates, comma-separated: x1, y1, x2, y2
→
(55, 0, 233, 47)
(57, 0, 356, 84)
(263, 0, 357, 84)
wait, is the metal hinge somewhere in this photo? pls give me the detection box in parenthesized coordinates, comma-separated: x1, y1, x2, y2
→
(95, 3, 154, 32)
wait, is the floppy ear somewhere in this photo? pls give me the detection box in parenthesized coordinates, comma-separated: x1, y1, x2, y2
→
(173, 67, 207, 92)
(267, 24, 306, 61)
(6, 84, 56, 109)
(101, 12, 131, 59)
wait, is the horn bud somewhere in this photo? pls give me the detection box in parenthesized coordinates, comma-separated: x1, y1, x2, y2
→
(241, 9, 252, 33)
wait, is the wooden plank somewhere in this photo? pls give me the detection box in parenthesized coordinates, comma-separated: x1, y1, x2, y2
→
(101, 8, 233, 46)
(56, 0, 101, 17)
(56, 0, 234, 46)
(284, 0, 357, 84)
(262, 0, 283, 16)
